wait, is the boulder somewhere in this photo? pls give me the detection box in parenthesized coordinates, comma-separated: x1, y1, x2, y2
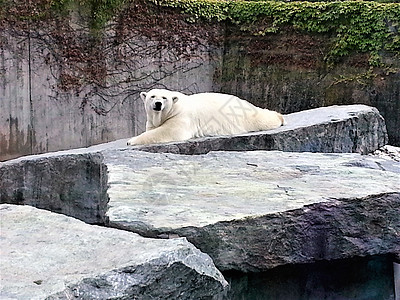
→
(105, 150, 400, 272)
(133, 104, 388, 155)
(0, 204, 228, 300)
(0, 153, 108, 224)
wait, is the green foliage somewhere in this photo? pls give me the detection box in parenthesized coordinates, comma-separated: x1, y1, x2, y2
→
(0, 0, 129, 30)
(48, 0, 130, 31)
(3, 0, 399, 67)
(0, 0, 5, 19)
(156, 0, 400, 66)
(89, 0, 129, 29)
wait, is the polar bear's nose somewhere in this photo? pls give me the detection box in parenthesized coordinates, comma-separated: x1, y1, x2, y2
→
(153, 101, 163, 111)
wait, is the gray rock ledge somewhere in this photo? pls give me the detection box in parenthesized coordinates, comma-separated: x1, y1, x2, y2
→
(132, 105, 388, 155)
(0, 204, 228, 300)
(105, 150, 400, 272)
(0, 153, 108, 224)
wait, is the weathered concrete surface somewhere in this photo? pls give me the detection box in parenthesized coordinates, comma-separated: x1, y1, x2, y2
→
(0, 153, 108, 224)
(133, 105, 388, 155)
(0, 204, 228, 300)
(220, 28, 400, 147)
(105, 150, 400, 272)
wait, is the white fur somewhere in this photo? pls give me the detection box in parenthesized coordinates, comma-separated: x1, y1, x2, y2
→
(127, 89, 285, 145)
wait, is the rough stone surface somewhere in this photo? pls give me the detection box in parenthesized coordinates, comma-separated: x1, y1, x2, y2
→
(105, 150, 400, 272)
(132, 105, 388, 155)
(0, 153, 108, 224)
(0, 104, 388, 225)
(371, 145, 400, 162)
(0, 204, 228, 300)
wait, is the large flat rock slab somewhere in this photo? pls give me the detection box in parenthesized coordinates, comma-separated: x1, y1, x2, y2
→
(105, 150, 400, 272)
(133, 104, 388, 155)
(0, 104, 387, 223)
(0, 204, 228, 300)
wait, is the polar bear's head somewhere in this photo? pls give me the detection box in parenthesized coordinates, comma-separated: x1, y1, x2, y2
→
(140, 89, 179, 114)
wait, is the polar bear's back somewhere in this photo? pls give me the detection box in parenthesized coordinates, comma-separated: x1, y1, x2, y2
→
(181, 92, 283, 137)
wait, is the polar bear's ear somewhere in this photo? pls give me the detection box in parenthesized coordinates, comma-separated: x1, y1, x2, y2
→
(140, 92, 147, 102)
(172, 96, 179, 103)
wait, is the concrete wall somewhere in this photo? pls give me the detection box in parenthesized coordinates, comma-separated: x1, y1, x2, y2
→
(1, 3, 399, 161)
(0, 11, 222, 160)
(218, 28, 400, 146)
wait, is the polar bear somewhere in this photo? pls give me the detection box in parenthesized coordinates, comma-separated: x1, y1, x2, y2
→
(127, 89, 285, 145)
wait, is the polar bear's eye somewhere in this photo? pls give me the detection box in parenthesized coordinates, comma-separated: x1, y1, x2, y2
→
(162, 97, 167, 100)
(150, 95, 156, 99)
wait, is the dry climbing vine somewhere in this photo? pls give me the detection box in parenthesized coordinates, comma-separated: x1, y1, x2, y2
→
(0, 0, 223, 115)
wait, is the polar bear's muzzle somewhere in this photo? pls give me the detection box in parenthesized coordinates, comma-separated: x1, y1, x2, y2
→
(153, 101, 163, 111)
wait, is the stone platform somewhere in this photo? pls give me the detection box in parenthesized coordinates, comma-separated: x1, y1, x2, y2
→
(0, 204, 228, 299)
(105, 150, 400, 272)
(132, 104, 388, 154)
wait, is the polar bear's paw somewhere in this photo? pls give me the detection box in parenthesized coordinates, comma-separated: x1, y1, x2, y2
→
(127, 137, 139, 146)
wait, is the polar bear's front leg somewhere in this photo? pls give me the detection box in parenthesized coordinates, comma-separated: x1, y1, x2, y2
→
(126, 136, 142, 146)
(127, 131, 161, 145)
(127, 125, 192, 146)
